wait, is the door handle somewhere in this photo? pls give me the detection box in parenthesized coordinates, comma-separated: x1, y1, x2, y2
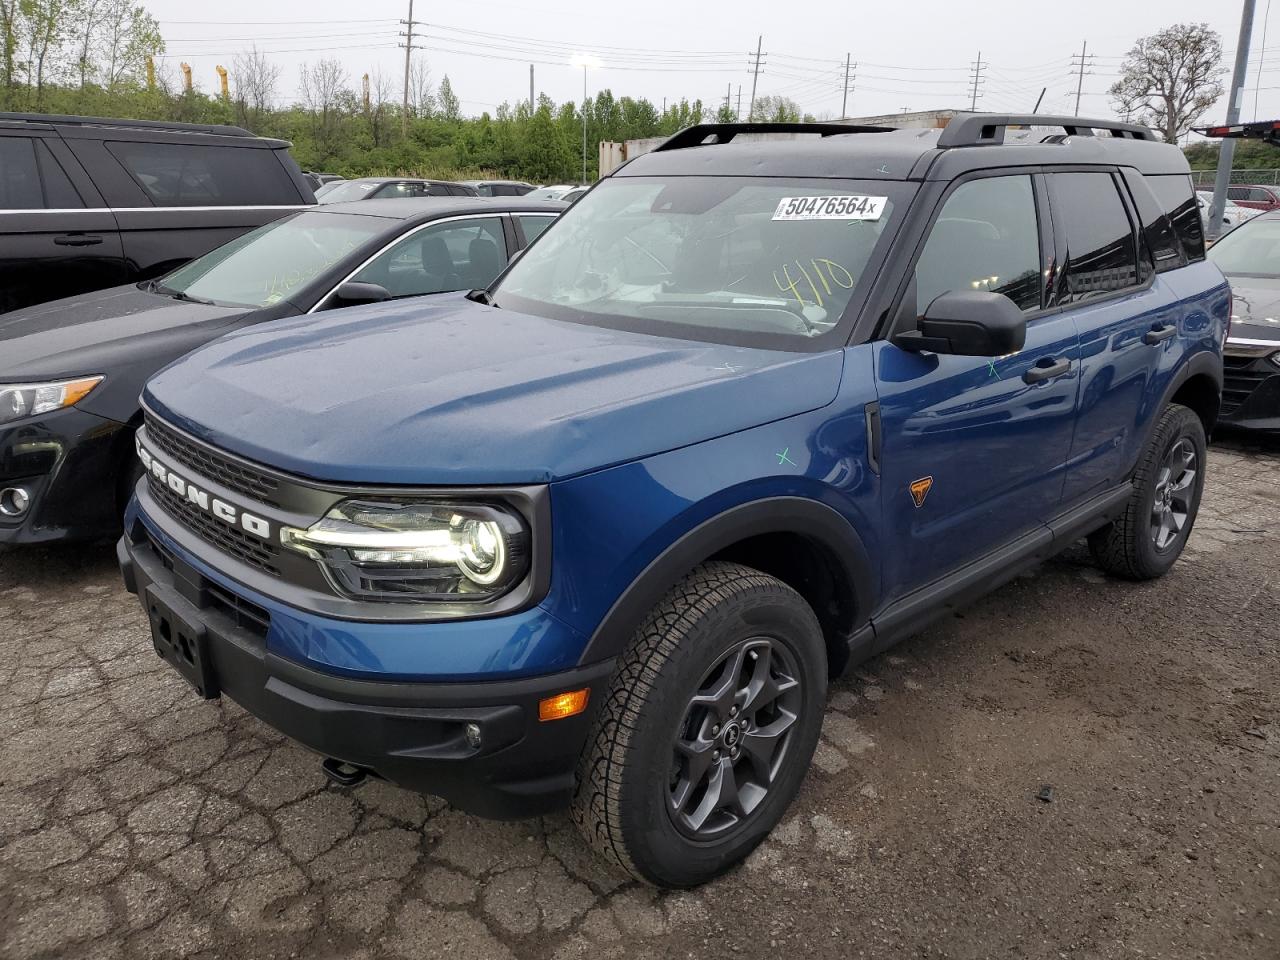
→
(1023, 357, 1072, 384)
(1143, 324, 1177, 345)
(54, 234, 104, 246)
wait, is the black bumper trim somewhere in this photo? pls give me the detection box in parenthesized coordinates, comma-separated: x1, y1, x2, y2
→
(118, 531, 615, 820)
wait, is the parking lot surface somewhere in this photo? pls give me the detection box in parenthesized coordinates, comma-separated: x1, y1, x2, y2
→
(2, 439, 1277, 960)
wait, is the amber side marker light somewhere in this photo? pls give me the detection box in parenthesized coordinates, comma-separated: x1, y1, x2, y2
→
(539, 688, 590, 722)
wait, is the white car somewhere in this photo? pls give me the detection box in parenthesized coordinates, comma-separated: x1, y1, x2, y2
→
(525, 184, 580, 201)
(1197, 190, 1262, 238)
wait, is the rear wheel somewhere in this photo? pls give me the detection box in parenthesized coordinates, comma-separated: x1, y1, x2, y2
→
(572, 561, 827, 888)
(1089, 403, 1206, 580)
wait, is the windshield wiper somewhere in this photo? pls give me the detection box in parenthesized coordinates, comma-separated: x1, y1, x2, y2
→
(152, 283, 216, 306)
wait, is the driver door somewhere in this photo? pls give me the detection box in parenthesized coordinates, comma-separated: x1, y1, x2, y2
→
(872, 172, 1081, 600)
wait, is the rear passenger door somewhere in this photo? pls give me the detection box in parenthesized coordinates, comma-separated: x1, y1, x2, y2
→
(0, 128, 125, 313)
(60, 130, 306, 282)
(874, 172, 1081, 600)
(1050, 170, 1180, 505)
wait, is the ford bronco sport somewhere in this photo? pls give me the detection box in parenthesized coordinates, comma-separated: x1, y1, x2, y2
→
(118, 115, 1229, 888)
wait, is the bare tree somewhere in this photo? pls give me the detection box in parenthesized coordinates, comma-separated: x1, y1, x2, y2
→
(1109, 23, 1225, 143)
(410, 56, 433, 117)
(300, 57, 350, 156)
(0, 0, 21, 98)
(98, 0, 162, 91)
(232, 45, 280, 130)
(72, 0, 106, 88)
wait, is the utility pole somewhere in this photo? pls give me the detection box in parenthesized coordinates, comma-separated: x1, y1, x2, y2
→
(725, 82, 732, 117)
(747, 35, 764, 121)
(967, 50, 985, 111)
(400, 0, 414, 137)
(1070, 40, 1093, 115)
(736, 85, 742, 120)
(841, 54, 856, 120)
(1209, 0, 1257, 239)
(530, 64, 534, 113)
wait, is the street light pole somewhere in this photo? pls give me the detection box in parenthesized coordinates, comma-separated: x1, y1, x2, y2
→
(1208, 0, 1257, 240)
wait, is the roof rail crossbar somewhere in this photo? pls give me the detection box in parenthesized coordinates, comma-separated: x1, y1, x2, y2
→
(937, 113, 1157, 148)
(653, 122, 896, 153)
(0, 112, 255, 137)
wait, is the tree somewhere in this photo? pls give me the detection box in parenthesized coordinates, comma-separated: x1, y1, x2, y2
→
(232, 44, 280, 130)
(409, 57, 433, 116)
(98, 0, 162, 92)
(750, 95, 801, 122)
(1109, 23, 1225, 143)
(437, 74, 459, 121)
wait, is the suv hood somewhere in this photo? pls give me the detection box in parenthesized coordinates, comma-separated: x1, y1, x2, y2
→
(1227, 277, 1280, 345)
(0, 284, 249, 380)
(143, 294, 844, 485)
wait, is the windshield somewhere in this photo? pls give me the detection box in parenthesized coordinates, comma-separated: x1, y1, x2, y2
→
(317, 180, 383, 204)
(1209, 216, 1280, 276)
(159, 211, 387, 307)
(526, 186, 571, 200)
(493, 176, 905, 347)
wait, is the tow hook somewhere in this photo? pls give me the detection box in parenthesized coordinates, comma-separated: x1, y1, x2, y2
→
(321, 757, 370, 788)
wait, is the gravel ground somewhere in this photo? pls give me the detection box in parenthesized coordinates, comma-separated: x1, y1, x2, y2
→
(1, 438, 1277, 960)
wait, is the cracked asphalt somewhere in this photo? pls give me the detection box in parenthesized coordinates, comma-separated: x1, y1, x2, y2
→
(2, 438, 1278, 960)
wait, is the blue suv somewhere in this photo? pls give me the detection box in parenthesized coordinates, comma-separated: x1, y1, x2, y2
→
(118, 115, 1229, 888)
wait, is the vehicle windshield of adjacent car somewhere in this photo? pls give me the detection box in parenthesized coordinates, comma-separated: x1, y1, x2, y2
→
(492, 176, 906, 346)
(316, 179, 385, 204)
(1207, 216, 1280, 277)
(154, 211, 388, 308)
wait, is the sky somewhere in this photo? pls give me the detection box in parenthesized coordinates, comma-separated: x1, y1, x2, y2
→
(144, 0, 1278, 136)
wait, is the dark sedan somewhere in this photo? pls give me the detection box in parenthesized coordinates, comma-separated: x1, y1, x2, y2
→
(1207, 210, 1280, 432)
(0, 197, 564, 545)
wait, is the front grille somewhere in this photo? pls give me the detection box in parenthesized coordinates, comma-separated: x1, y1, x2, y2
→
(147, 473, 281, 576)
(143, 529, 270, 641)
(1222, 356, 1275, 415)
(144, 414, 280, 507)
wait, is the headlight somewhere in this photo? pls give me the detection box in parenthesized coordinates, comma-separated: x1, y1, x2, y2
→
(280, 500, 529, 602)
(0, 376, 103, 426)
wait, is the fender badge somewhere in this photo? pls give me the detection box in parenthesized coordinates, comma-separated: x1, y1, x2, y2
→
(909, 476, 934, 509)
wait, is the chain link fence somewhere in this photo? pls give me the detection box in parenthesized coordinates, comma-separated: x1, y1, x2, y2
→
(1191, 168, 1280, 186)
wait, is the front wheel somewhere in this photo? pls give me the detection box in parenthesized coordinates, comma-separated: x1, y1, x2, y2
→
(1089, 403, 1206, 580)
(572, 561, 827, 888)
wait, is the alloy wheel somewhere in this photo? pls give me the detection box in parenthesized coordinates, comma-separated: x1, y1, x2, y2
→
(1150, 437, 1197, 552)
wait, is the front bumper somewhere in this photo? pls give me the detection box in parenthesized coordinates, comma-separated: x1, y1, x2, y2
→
(118, 517, 615, 819)
(0, 406, 129, 545)
(1221, 344, 1280, 432)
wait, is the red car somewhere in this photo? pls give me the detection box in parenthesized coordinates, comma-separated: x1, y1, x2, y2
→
(1227, 184, 1280, 210)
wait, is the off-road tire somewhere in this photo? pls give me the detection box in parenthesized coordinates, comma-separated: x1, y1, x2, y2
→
(572, 561, 827, 888)
(1088, 403, 1206, 580)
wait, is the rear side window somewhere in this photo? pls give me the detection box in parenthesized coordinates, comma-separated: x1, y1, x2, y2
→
(1121, 169, 1182, 275)
(0, 137, 83, 209)
(106, 141, 299, 206)
(1144, 174, 1205, 264)
(1228, 186, 1249, 202)
(914, 174, 1044, 314)
(1050, 172, 1140, 303)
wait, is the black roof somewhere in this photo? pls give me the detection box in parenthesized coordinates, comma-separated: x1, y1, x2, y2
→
(0, 112, 254, 137)
(305, 196, 568, 222)
(621, 114, 1189, 182)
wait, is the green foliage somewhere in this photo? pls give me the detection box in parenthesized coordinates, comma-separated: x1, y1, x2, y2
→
(1184, 139, 1280, 171)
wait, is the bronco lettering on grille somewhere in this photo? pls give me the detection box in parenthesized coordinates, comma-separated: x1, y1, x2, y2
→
(136, 434, 273, 541)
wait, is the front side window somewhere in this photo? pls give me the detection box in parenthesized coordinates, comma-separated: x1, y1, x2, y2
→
(494, 176, 907, 347)
(1051, 172, 1140, 303)
(106, 141, 298, 206)
(914, 175, 1043, 315)
(351, 217, 508, 297)
(159, 211, 387, 307)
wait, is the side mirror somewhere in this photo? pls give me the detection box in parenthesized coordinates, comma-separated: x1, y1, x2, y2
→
(893, 290, 1027, 357)
(330, 281, 392, 308)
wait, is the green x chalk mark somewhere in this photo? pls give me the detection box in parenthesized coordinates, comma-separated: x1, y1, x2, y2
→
(987, 359, 1001, 379)
(776, 448, 797, 467)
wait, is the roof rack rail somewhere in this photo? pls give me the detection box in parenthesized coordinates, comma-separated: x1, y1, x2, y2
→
(0, 112, 256, 137)
(653, 121, 895, 153)
(937, 112, 1157, 147)
(1193, 119, 1280, 146)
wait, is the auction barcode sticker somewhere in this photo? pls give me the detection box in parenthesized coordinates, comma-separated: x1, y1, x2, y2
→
(772, 195, 887, 221)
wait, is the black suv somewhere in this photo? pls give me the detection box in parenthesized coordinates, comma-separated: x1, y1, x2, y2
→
(0, 113, 314, 314)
